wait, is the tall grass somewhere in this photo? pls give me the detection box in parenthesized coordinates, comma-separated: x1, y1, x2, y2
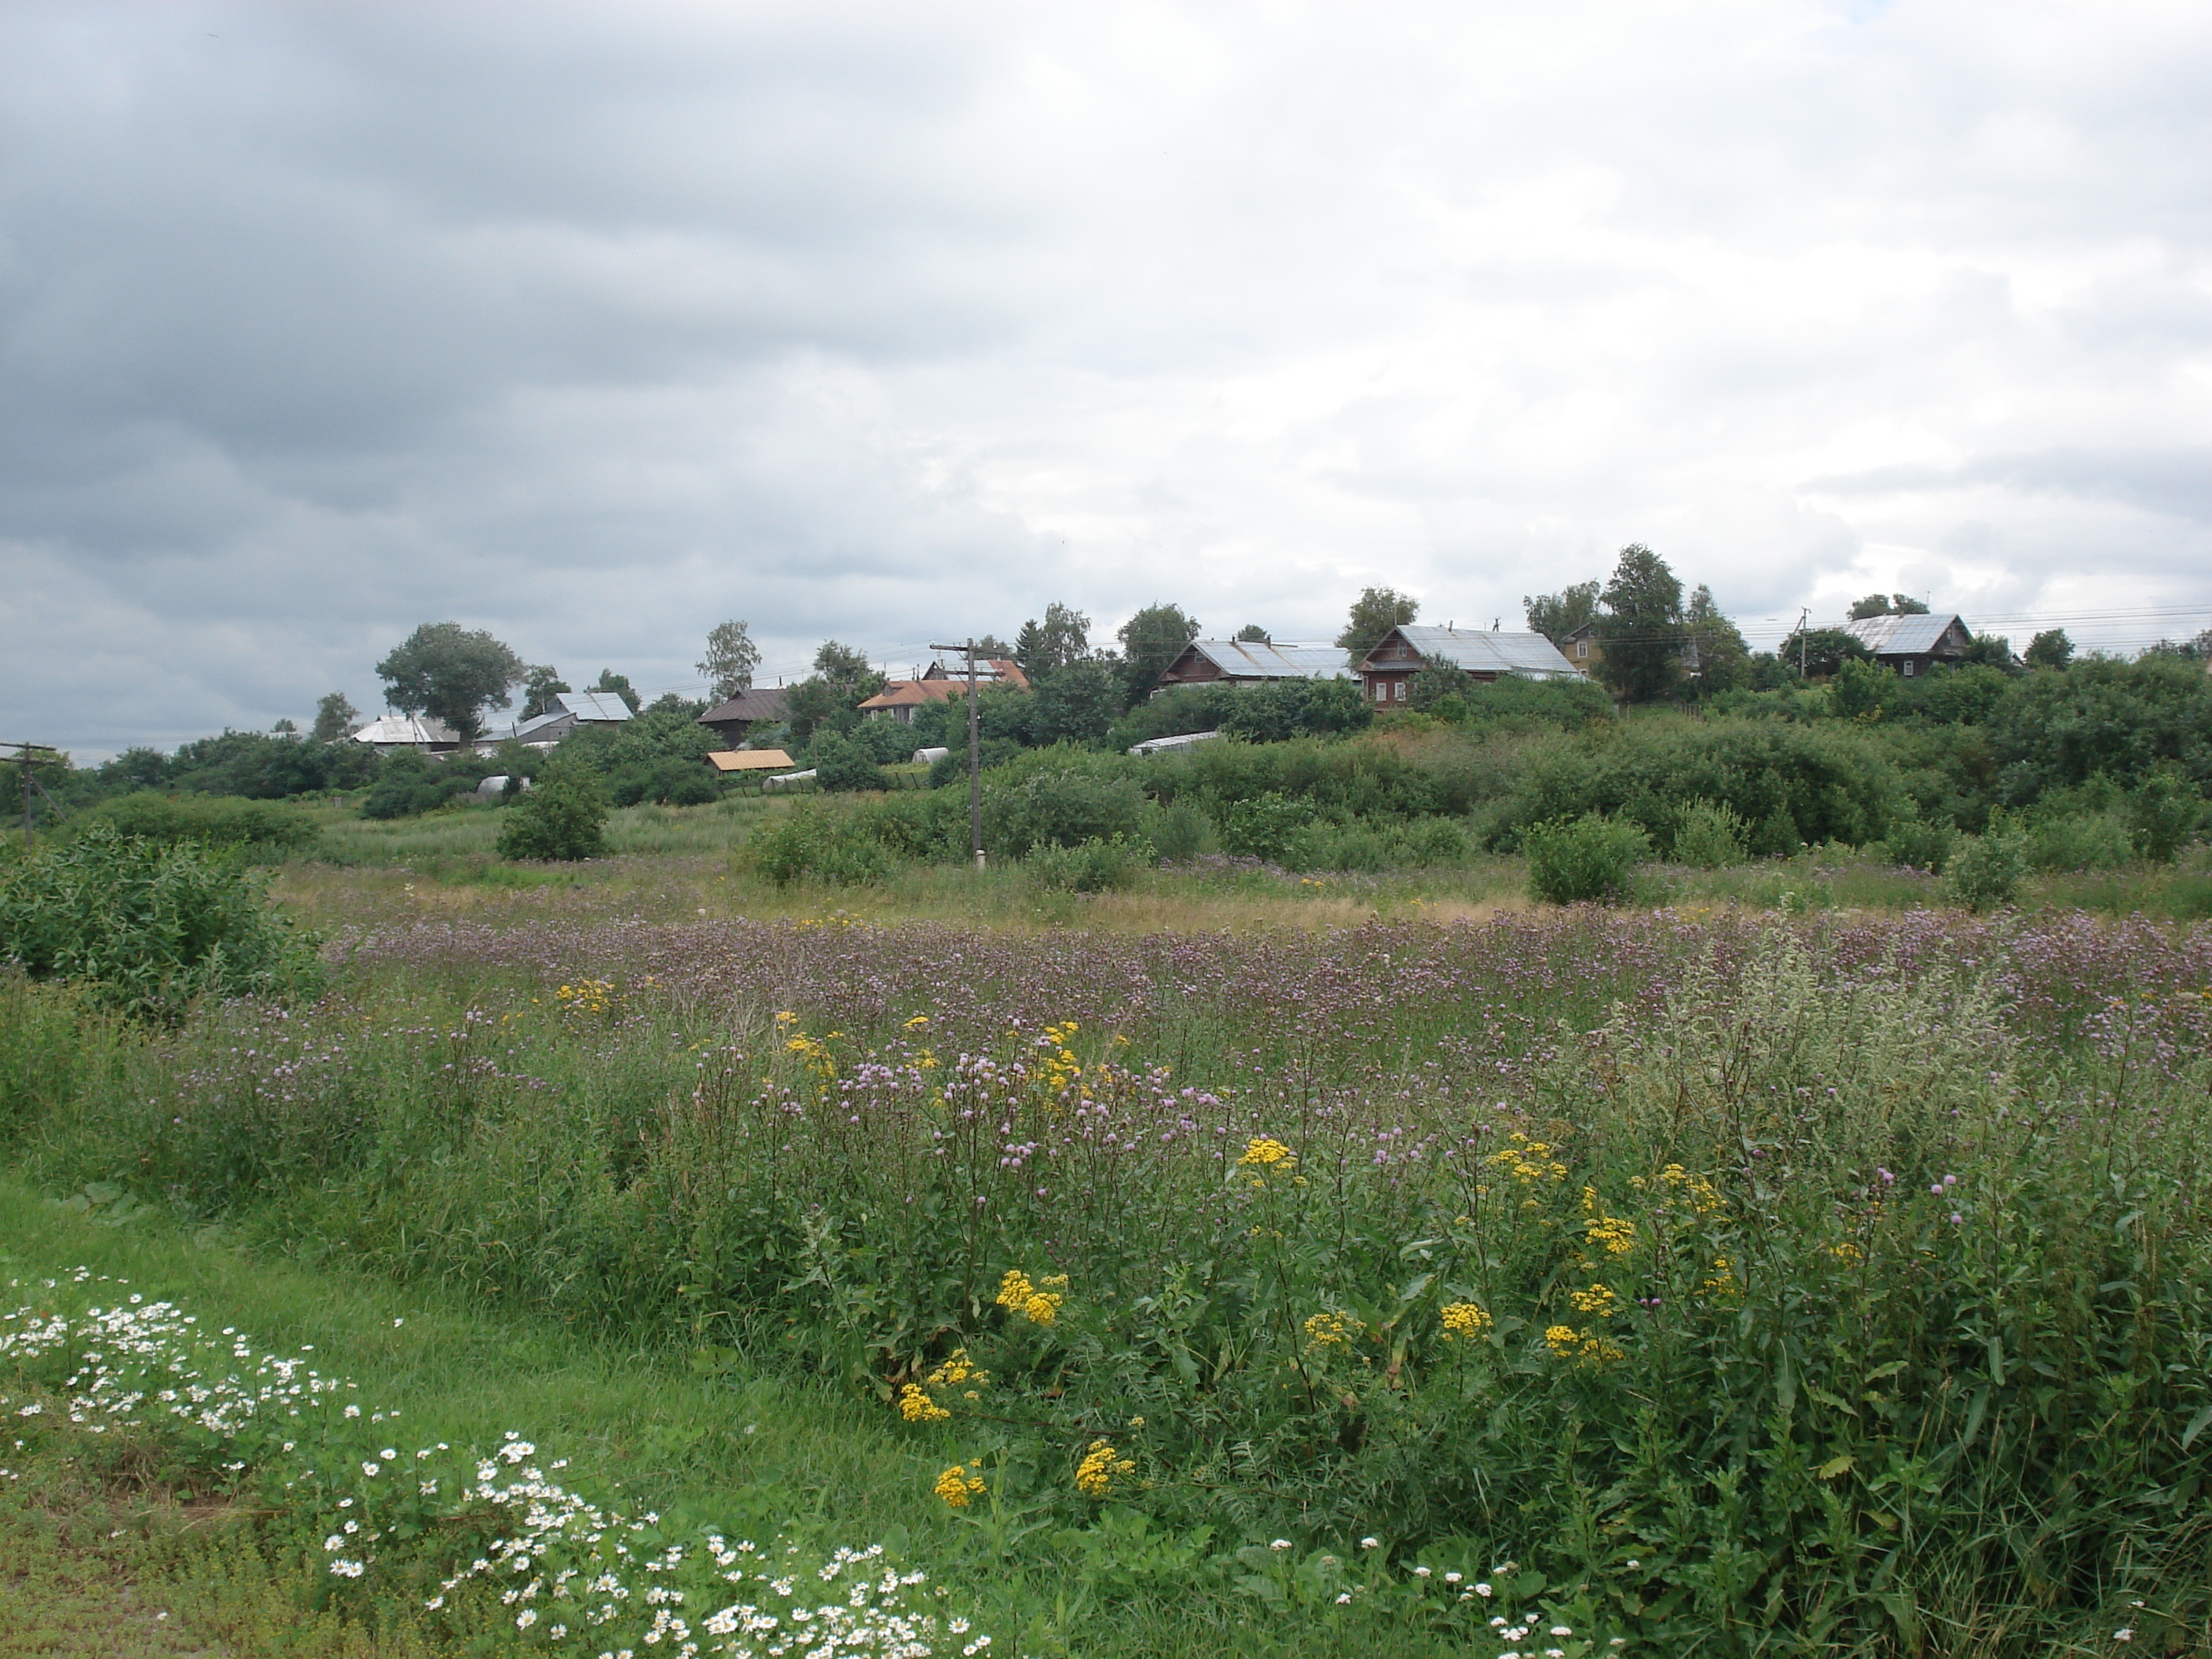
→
(8, 904, 2212, 1654)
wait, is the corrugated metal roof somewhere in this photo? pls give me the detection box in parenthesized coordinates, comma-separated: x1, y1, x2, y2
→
(551, 690, 634, 723)
(350, 713, 459, 745)
(1841, 613, 1965, 655)
(1371, 627, 1580, 679)
(1177, 640, 1352, 680)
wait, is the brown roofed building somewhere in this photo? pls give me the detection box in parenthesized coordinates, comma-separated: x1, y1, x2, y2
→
(860, 661, 1031, 724)
(696, 687, 790, 746)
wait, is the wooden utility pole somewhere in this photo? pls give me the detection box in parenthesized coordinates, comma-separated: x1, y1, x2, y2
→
(2, 742, 62, 851)
(1797, 608, 1811, 679)
(929, 641, 987, 868)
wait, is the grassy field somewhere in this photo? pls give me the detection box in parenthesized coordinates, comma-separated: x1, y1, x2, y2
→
(7, 830, 2212, 1656)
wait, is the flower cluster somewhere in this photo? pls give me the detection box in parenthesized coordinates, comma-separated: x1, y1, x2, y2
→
(1303, 1311, 1359, 1350)
(1074, 1438, 1135, 1498)
(1544, 1324, 1624, 1368)
(1237, 1137, 1297, 1169)
(1489, 1132, 1569, 1187)
(1440, 1302, 1493, 1341)
(3, 1271, 990, 1659)
(994, 1270, 1067, 1328)
(933, 1461, 987, 1508)
(554, 979, 618, 1017)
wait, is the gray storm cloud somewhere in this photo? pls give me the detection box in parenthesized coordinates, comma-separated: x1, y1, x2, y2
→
(2, 0, 2207, 753)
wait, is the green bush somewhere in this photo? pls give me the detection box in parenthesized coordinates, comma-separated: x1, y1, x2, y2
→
(2130, 771, 2203, 863)
(1524, 812, 1650, 903)
(1943, 819, 2028, 909)
(981, 765, 1148, 858)
(84, 792, 317, 857)
(361, 750, 479, 819)
(1877, 815, 1954, 873)
(1148, 798, 1218, 862)
(1026, 835, 1146, 893)
(0, 824, 323, 1020)
(746, 802, 895, 887)
(1216, 792, 1320, 861)
(1668, 799, 1749, 867)
(2024, 811, 2133, 873)
(495, 775, 609, 862)
(1507, 717, 1901, 851)
(808, 731, 888, 793)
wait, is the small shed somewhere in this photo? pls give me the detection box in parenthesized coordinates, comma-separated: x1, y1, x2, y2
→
(705, 749, 796, 773)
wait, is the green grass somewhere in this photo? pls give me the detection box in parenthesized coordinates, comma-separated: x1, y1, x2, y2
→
(0, 1177, 1448, 1658)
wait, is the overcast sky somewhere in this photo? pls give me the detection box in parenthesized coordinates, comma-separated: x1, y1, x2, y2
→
(3, 0, 2209, 756)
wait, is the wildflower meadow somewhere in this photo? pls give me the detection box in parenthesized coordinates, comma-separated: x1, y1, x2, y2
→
(3, 892, 2210, 1654)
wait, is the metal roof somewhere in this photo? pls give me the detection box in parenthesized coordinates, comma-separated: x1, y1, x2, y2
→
(1171, 640, 1352, 680)
(350, 713, 459, 745)
(1129, 730, 1224, 756)
(1368, 626, 1580, 679)
(1841, 613, 1966, 655)
(550, 690, 634, 723)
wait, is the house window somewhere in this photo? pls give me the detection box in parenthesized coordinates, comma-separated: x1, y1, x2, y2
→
(1393, 679, 1406, 701)
(1576, 641, 1588, 659)
(1373, 681, 1387, 703)
(1903, 660, 1916, 677)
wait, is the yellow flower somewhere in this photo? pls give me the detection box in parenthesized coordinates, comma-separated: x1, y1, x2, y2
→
(1440, 1302, 1492, 1341)
(903, 1014, 931, 1030)
(1569, 1283, 1621, 1319)
(934, 1462, 986, 1507)
(995, 1269, 1068, 1327)
(1829, 1240, 1864, 1265)
(897, 1383, 949, 1423)
(1075, 1439, 1135, 1498)
(1302, 1311, 1357, 1350)
(1545, 1324, 1624, 1368)
(925, 1349, 989, 1390)
(1581, 1188, 1636, 1258)
(1238, 1137, 1296, 1169)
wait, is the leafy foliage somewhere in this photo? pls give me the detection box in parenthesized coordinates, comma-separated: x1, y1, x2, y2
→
(83, 793, 317, 857)
(1523, 812, 1650, 902)
(1523, 580, 1600, 647)
(698, 618, 762, 699)
(374, 621, 526, 743)
(495, 773, 609, 862)
(1592, 544, 1683, 704)
(1115, 602, 1202, 702)
(0, 824, 323, 1019)
(309, 691, 361, 742)
(1335, 586, 1419, 661)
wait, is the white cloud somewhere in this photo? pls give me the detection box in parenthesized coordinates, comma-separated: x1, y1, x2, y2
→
(1, 0, 2207, 754)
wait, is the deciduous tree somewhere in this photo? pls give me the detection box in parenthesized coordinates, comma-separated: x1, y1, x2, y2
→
(1593, 545, 1683, 703)
(375, 622, 526, 744)
(1335, 587, 1419, 661)
(1116, 602, 1201, 701)
(698, 620, 762, 700)
(1524, 580, 1600, 646)
(309, 692, 360, 743)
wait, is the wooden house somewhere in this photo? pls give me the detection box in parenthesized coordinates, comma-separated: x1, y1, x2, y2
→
(1840, 613, 1972, 678)
(1354, 625, 1580, 707)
